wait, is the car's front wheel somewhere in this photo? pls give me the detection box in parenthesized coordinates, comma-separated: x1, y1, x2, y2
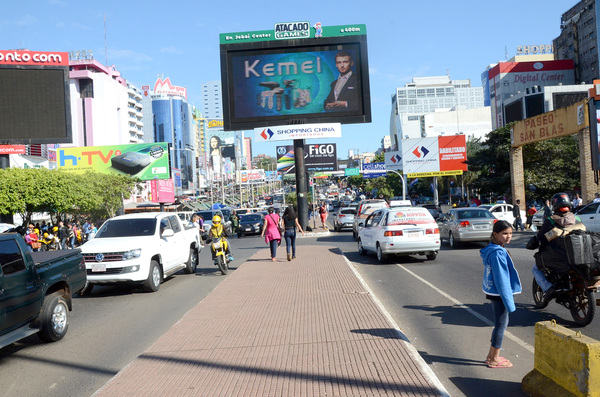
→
(358, 238, 366, 255)
(143, 260, 161, 292)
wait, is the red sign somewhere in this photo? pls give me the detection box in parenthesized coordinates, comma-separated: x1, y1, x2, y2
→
(153, 77, 187, 99)
(438, 135, 467, 172)
(0, 145, 26, 154)
(0, 50, 69, 66)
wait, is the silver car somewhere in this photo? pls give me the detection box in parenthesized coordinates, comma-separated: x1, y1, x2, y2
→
(438, 208, 497, 248)
(333, 207, 356, 232)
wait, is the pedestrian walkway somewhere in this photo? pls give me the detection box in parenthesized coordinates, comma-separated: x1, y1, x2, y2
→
(93, 245, 448, 397)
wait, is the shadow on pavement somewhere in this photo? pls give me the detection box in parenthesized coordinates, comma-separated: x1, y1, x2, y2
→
(449, 376, 527, 397)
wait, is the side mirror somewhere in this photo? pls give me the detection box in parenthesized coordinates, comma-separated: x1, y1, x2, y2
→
(162, 229, 175, 238)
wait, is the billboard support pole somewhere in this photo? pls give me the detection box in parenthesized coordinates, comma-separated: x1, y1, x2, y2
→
(294, 139, 308, 230)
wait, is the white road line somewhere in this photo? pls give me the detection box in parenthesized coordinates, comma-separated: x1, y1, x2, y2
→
(396, 263, 535, 354)
(340, 252, 451, 397)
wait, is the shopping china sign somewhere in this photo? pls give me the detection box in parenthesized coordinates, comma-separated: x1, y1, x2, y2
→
(255, 123, 341, 142)
(402, 135, 467, 177)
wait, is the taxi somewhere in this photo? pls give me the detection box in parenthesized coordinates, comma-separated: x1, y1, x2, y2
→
(357, 206, 440, 262)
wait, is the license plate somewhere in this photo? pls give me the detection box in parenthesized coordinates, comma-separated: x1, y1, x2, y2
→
(91, 264, 106, 272)
(473, 225, 489, 230)
(243, 227, 251, 231)
(408, 231, 421, 238)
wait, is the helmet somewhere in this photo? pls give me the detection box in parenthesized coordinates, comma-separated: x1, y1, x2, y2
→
(212, 215, 221, 225)
(53, 226, 58, 232)
(34, 228, 40, 234)
(43, 232, 49, 238)
(551, 192, 571, 212)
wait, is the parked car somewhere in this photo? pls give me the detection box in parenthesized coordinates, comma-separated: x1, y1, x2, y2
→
(575, 202, 600, 232)
(80, 212, 202, 293)
(438, 208, 497, 248)
(418, 204, 442, 220)
(352, 199, 389, 240)
(333, 207, 356, 232)
(0, 233, 86, 349)
(478, 203, 525, 227)
(357, 206, 440, 262)
(239, 213, 265, 236)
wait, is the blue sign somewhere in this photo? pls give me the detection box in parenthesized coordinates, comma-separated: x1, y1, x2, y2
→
(362, 162, 386, 179)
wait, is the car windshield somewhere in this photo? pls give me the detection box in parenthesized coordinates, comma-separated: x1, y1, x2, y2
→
(241, 214, 261, 222)
(457, 210, 494, 219)
(95, 219, 157, 238)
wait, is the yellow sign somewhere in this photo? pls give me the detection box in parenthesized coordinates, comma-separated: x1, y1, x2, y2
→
(510, 100, 588, 147)
(407, 170, 463, 178)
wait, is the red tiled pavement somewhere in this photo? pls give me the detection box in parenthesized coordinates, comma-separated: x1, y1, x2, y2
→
(93, 245, 448, 397)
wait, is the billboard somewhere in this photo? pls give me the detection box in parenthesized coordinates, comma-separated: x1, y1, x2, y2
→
(276, 143, 338, 173)
(402, 135, 467, 177)
(220, 24, 371, 130)
(0, 50, 72, 144)
(58, 142, 170, 180)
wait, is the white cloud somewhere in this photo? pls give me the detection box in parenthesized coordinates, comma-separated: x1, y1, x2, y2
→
(160, 47, 183, 54)
(15, 15, 36, 26)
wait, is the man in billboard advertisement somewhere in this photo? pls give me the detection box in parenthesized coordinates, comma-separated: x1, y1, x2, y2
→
(324, 51, 358, 111)
(230, 47, 360, 119)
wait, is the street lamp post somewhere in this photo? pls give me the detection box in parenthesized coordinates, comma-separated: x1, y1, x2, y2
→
(386, 170, 406, 200)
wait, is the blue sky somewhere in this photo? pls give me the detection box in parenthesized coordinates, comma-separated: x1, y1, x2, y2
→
(1, 0, 578, 158)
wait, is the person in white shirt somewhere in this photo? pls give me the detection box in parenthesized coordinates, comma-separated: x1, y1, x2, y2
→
(572, 193, 582, 209)
(593, 193, 600, 203)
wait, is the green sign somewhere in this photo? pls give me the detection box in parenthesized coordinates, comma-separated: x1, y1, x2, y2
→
(220, 24, 367, 45)
(345, 167, 360, 176)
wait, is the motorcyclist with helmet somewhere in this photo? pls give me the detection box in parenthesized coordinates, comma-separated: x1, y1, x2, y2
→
(208, 215, 234, 264)
(531, 192, 584, 302)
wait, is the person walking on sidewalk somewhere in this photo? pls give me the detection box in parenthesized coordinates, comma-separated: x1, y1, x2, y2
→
(319, 201, 328, 229)
(261, 207, 282, 262)
(282, 206, 305, 261)
(481, 220, 522, 369)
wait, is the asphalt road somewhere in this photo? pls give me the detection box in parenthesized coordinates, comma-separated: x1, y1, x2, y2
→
(1, 228, 598, 397)
(327, 228, 600, 397)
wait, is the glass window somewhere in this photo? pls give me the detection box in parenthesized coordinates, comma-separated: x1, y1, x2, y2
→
(578, 203, 600, 215)
(0, 240, 26, 275)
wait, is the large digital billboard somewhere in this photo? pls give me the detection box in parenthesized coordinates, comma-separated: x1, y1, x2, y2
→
(276, 143, 338, 173)
(0, 50, 72, 144)
(220, 24, 370, 131)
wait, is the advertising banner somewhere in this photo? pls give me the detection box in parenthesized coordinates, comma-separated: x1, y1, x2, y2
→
(0, 145, 26, 154)
(402, 135, 467, 176)
(384, 150, 403, 171)
(239, 169, 266, 183)
(345, 167, 359, 176)
(362, 162, 386, 179)
(276, 143, 338, 173)
(58, 142, 170, 180)
(151, 179, 175, 203)
(256, 123, 341, 142)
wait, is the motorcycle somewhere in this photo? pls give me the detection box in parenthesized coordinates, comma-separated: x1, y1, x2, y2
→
(211, 237, 230, 275)
(532, 265, 598, 326)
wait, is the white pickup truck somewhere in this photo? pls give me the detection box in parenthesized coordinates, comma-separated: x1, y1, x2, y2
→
(80, 212, 202, 294)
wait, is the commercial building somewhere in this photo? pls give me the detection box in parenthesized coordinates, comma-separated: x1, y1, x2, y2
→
(554, 0, 599, 85)
(485, 57, 577, 129)
(390, 76, 487, 148)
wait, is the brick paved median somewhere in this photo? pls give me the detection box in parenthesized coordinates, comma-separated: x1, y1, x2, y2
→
(94, 245, 446, 396)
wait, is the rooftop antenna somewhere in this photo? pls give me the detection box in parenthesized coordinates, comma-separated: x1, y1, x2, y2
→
(505, 45, 509, 61)
(104, 13, 108, 65)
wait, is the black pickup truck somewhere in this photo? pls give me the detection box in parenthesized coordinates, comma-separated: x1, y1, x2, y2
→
(0, 233, 86, 349)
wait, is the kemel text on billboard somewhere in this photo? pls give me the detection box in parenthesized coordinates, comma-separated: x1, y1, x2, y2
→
(58, 143, 170, 180)
(220, 23, 370, 130)
(402, 135, 467, 177)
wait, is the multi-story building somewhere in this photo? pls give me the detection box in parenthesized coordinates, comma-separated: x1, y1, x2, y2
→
(485, 57, 576, 129)
(68, 58, 142, 147)
(390, 76, 486, 148)
(201, 81, 223, 119)
(554, 0, 599, 84)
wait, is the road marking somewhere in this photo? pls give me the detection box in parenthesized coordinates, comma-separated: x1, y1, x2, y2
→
(340, 252, 451, 397)
(396, 263, 535, 353)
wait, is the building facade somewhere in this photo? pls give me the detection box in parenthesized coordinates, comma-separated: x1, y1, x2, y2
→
(390, 76, 486, 147)
(554, 0, 599, 84)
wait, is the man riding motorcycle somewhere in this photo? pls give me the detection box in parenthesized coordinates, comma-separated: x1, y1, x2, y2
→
(208, 215, 234, 264)
(531, 192, 585, 302)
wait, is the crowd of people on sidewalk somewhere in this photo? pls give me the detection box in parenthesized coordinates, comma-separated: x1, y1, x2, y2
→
(16, 219, 98, 252)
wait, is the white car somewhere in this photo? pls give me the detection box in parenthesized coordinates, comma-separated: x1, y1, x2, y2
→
(478, 203, 526, 227)
(357, 206, 440, 262)
(575, 202, 600, 232)
(80, 213, 202, 293)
